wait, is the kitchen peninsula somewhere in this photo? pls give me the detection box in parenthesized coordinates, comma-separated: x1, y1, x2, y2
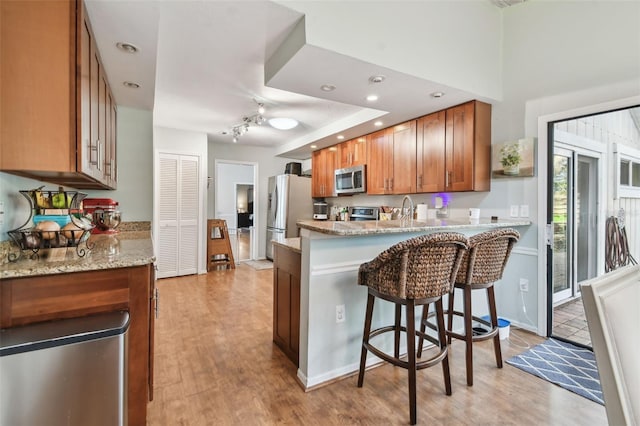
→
(1, 231, 156, 425)
(293, 218, 531, 390)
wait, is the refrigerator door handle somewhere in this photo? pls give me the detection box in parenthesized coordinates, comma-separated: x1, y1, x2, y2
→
(274, 185, 279, 223)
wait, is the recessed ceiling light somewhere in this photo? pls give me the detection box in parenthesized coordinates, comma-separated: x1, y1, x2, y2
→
(430, 91, 445, 98)
(366, 95, 379, 102)
(310, 145, 317, 149)
(268, 117, 299, 130)
(123, 81, 140, 89)
(369, 75, 386, 84)
(374, 121, 383, 127)
(116, 42, 138, 53)
(337, 135, 345, 140)
(320, 84, 336, 92)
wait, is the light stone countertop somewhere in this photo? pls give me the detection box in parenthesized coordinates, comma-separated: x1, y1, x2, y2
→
(1, 231, 155, 279)
(297, 218, 532, 236)
(272, 237, 301, 253)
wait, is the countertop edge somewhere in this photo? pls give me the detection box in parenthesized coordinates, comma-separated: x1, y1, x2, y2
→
(1, 232, 155, 280)
(272, 237, 301, 253)
(297, 219, 532, 236)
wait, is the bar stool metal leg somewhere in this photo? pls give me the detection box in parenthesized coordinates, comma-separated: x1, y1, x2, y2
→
(357, 293, 375, 387)
(435, 298, 452, 396)
(464, 285, 474, 386)
(487, 286, 503, 368)
(406, 300, 417, 425)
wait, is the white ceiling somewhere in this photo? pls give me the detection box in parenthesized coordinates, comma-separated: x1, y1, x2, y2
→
(85, 1, 500, 160)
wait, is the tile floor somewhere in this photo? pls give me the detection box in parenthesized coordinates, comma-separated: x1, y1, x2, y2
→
(552, 297, 591, 347)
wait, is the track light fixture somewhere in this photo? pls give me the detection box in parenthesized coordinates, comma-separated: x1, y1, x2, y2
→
(228, 99, 267, 143)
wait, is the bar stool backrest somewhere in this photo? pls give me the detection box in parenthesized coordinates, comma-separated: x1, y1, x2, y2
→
(358, 232, 469, 300)
(456, 229, 520, 287)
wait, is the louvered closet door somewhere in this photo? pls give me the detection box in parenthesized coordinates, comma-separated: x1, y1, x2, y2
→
(157, 153, 200, 278)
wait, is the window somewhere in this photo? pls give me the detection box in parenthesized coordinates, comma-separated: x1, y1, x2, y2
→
(616, 144, 640, 198)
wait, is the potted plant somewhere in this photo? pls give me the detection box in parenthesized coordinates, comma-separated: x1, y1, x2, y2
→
(500, 143, 522, 175)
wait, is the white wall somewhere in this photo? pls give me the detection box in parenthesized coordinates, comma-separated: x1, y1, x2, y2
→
(278, 0, 503, 100)
(208, 141, 298, 258)
(492, 1, 640, 332)
(0, 107, 153, 239)
(215, 162, 254, 230)
(85, 107, 153, 221)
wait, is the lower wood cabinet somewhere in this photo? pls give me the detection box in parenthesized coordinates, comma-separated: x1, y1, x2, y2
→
(0, 264, 155, 426)
(272, 244, 300, 366)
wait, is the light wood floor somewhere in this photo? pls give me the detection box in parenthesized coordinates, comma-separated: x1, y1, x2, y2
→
(148, 265, 607, 425)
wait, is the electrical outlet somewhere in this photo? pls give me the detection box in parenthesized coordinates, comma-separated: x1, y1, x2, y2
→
(510, 205, 519, 218)
(0, 201, 4, 226)
(336, 304, 345, 323)
(519, 278, 529, 292)
(520, 205, 529, 218)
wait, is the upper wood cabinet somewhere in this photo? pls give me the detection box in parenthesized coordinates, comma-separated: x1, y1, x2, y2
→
(338, 137, 367, 168)
(444, 100, 491, 192)
(311, 147, 338, 197)
(366, 121, 417, 194)
(417, 111, 446, 193)
(0, 0, 117, 189)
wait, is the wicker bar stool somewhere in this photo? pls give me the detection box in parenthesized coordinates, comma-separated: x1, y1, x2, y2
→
(427, 228, 520, 387)
(357, 233, 468, 425)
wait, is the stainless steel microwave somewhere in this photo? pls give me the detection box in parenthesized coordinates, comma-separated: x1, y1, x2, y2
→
(335, 165, 366, 194)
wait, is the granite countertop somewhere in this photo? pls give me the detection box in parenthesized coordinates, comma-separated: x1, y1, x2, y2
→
(272, 237, 301, 253)
(1, 231, 155, 279)
(297, 218, 532, 236)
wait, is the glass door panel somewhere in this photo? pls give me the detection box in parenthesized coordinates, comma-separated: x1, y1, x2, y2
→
(553, 150, 573, 303)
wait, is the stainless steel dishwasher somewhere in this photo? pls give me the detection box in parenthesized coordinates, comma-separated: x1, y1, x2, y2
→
(0, 311, 129, 426)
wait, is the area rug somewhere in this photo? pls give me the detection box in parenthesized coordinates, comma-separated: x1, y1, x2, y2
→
(506, 338, 604, 405)
(244, 260, 273, 270)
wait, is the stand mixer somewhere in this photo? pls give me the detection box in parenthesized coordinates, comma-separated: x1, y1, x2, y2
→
(83, 198, 121, 234)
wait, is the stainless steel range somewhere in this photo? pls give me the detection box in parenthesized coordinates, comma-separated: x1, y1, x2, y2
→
(348, 206, 379, 221)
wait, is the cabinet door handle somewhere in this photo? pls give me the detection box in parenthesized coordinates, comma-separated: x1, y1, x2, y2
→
(105, 160, 112, 176)
(89, 139, 98, 165)
(384, 178, 388, 190)
(97, 139, 102, 171)
(390, 178, 393, 190)
(418, 174, 423, 188)
(155, 287, 160, 319)
(446, 171, 452, 188)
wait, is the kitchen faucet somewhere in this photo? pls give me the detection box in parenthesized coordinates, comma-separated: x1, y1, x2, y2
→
(400, 195, 414, 223)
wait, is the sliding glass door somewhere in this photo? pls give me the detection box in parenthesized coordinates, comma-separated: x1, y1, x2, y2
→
(551, 147, 599, 304)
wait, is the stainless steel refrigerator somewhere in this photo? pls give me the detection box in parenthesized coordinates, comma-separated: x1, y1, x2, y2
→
(266, 174, 312, 260)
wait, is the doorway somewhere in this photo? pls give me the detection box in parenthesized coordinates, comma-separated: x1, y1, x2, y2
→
(235, 184, 254, 261)
(214, 160, 258, 262)
(546, 105, 640, 347)
(551, 147, 600, 304)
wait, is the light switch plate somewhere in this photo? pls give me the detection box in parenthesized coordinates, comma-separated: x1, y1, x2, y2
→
(510, 205, 519, 218)
(520, 205, 529, 218)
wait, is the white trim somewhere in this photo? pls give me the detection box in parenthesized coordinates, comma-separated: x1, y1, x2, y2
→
(310, 260, 370, 276)
(536, 94, 640, 337)
(214, 159, 259, 261)
(512, 247, 538, 257)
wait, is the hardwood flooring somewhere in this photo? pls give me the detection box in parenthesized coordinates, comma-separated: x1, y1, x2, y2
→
(148, 265, 607, 425)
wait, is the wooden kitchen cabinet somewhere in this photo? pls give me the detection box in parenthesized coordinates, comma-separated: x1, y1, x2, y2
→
(338, 137, 367, 168)
(444, 100, 491, 192)
(366, 121, 417, 194)
(272, 244, 301, 366)
(417, 110, 446, 193)
(311, 146, 338, 197)
(0, 0, 117, 189)
(0, 264, 155, 426)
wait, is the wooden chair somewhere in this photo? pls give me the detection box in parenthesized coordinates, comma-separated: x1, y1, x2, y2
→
(430, 228, 519, 387)
(357, 232, 468, 425)
(207, 219, 235, 271)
